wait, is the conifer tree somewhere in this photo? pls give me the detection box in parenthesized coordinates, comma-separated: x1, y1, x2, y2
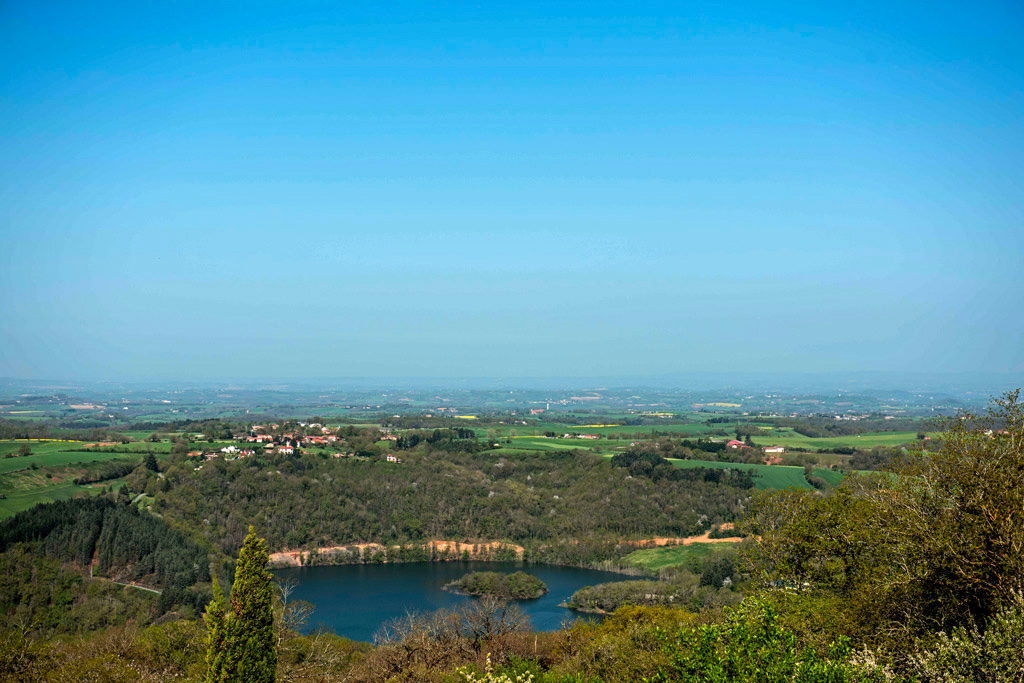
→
(203, 576, 227, 683)
(222, 526, 277, 682)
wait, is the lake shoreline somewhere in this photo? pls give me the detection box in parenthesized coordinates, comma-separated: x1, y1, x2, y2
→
(268, 533, 743, 577)
(271, 560, 636, 642)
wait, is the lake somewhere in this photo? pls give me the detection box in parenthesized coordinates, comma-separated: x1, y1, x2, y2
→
(273, 561, 632, 642)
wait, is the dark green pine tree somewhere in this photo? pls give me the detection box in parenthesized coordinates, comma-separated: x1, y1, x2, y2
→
(144, 452, 159, 471)
(222, 526, 277, 682)
(203, 576, 227, 683)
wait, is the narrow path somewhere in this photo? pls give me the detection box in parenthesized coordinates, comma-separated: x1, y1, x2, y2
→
(107, 579, 161, 595)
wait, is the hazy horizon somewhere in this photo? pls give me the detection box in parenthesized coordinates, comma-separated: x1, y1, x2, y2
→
(2, 2, 1022, 380)
(3, 370, 1022, 397)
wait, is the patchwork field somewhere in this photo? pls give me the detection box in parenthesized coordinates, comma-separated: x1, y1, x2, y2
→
(480, 417, 926, 453)
(0, 439, 172, 519)
(0, 461, 127, 518)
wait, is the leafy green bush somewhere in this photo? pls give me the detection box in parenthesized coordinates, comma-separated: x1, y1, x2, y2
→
(646, 598, 884, 682)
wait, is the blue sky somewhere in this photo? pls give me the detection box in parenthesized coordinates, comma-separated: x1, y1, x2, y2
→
(1, 1, 1022, 381)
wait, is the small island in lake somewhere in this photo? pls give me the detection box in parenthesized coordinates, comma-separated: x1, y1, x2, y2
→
(444, 571, 548, 600)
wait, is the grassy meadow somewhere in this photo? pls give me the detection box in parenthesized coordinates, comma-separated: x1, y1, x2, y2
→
(0, 456, 130, 518)
(623, 542, 739, 572)
(0, 449, 147, 475)
(0, 438, 178, 519)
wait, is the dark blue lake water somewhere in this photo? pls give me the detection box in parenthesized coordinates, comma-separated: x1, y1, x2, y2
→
(273, 561, 630, 642)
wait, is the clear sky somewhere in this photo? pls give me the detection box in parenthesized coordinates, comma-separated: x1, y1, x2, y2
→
(1, 1, 1022, 381)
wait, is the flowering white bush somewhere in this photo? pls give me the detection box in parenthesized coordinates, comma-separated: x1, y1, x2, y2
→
(457, 654, 534, 683)
(910, 591, 1024, 682)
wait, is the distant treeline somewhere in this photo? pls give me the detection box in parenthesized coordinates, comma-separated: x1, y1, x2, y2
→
(764, 416, 926, 438)
(73, 458, 140, 485)
(127, 418, 241, 439)
(395, 428, 482, 452)
(0, 418, 128, 443)
(610, 451, 756, 488)
(382, 416, 488, 429)
(620, 439, 768, 465)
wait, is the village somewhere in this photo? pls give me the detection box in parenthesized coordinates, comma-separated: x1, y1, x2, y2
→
(188, 421, 402, 466)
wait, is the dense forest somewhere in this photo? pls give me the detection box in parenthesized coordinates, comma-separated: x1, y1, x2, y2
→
(0, 497, 211, 616)
(151, 448, 753, 565)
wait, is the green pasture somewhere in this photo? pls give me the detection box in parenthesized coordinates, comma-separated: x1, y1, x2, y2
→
(513, 420, 723, 438)
(0, 480, 115, 518)
(0, 464, 125, 519)
(0, 440, 87, 457)
(490, 436, 624, 455)
(122, 430, 176, 441)
(82, 441, 176, 453)
(666, 458, 843, 491)
(746, 427, 925, 451)
(623, 542, 738, 572)
(0, 449, 150, 475)
(814, 468, 846, 487)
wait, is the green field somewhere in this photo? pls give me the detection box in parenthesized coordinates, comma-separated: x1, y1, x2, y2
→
(503, 420, 724, 439)
(500, 436, 622, 454)
(623, 542, 739, 572)
(0, 459, 127, 519)
(745, 427, 926, 451)
(667, 458, 843, 490)
(0, 440, 88, 457)
(0, 449, 152, 475)
(0, 478, 117, 518)
(0, 440, 170, 519)
(485, 417, 927, 453)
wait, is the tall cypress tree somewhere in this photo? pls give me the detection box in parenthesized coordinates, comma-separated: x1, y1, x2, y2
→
(203, 576, 227, 683)
(222, 526, 277, 682)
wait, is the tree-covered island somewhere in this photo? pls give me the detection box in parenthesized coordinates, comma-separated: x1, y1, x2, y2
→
(444, 571, 548, 600)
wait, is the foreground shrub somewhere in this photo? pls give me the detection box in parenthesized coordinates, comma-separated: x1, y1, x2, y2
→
(909, 591, 1024, 683)
(644, 598, 883, 682)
